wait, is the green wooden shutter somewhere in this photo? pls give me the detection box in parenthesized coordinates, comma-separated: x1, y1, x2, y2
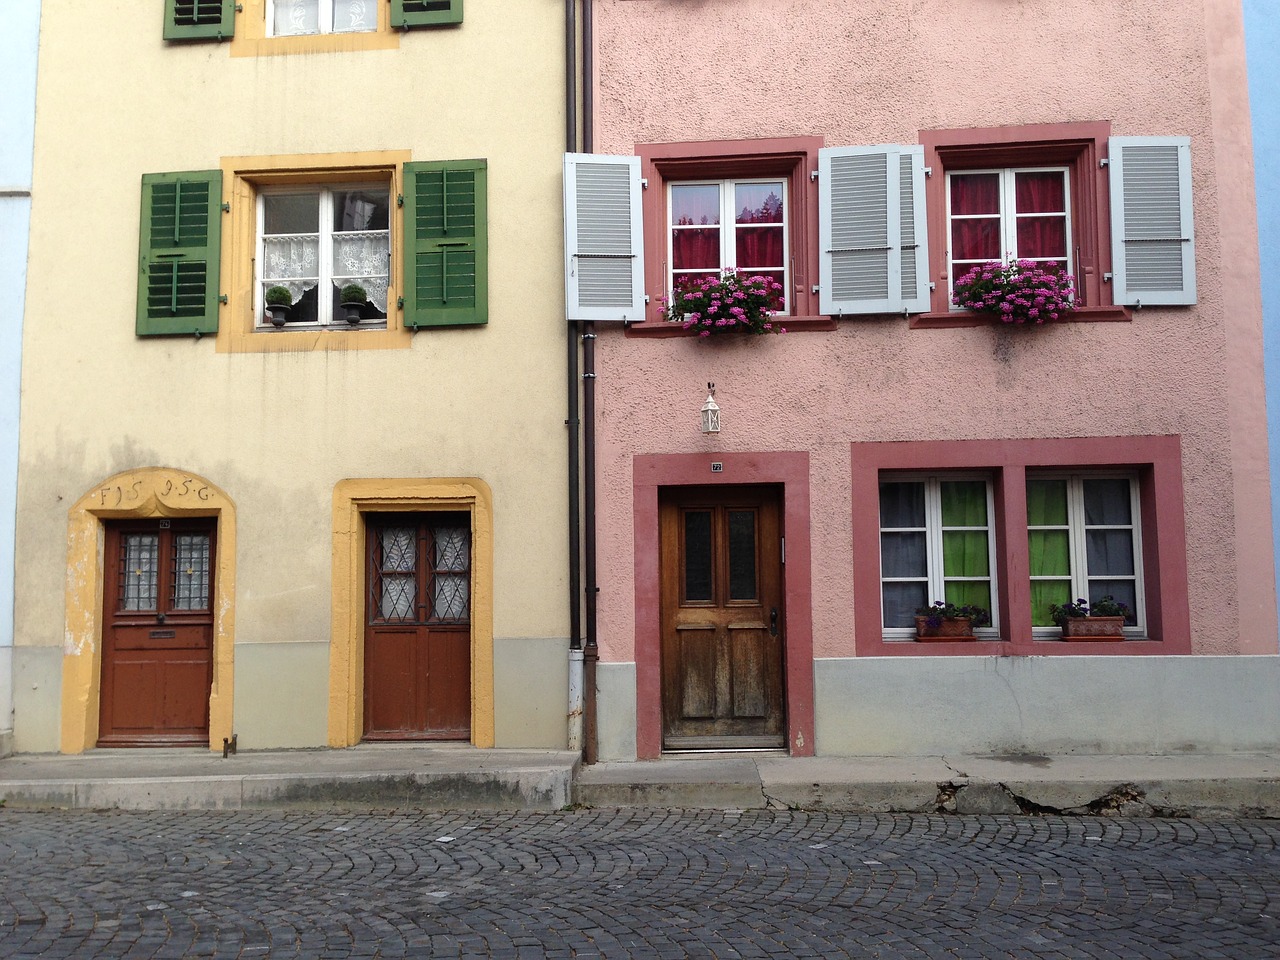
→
(164, 0, 236, 41)
(137, 171, 223, 337)
(402, 160, 488, 328)
(391, 0, 463, 28)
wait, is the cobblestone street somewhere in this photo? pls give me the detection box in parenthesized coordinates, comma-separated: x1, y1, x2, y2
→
(0, 809, 1277, 958)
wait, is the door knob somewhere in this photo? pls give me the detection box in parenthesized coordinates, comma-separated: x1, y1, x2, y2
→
(769, 607, 779, 637)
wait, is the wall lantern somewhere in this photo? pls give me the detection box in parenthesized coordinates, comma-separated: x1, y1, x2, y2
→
(700, 382, 721, 434)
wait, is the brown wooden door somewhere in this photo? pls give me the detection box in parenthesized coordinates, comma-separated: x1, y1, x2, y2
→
(660, 486, 785, 749)
(363, 513, 471, 740)
(99, 519, 215, 747)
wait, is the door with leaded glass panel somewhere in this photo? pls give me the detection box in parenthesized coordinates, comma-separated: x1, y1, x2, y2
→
(364, 513, 472, 740)
(98, 520, 216, 746)
(659, 486, 785, 749)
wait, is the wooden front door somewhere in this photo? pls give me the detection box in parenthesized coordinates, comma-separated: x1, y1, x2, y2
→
(99, 519, 215, 746)
(363, 513, 471, 740)
(660, 486, 785, 749)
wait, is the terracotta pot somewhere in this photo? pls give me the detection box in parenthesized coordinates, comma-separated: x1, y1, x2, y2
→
(914, 616, 976, 641)
(1060, 616, 1126, 640)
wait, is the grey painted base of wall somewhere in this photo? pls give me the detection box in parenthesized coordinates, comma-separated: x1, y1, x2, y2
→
(234, 641, 330, 749)
(595, 661, 638, 761)
(13, 646, 60, 753)
(815, 656, 1280, 755)
(493, 636, 570, 749)
(0, 645, 12, 758)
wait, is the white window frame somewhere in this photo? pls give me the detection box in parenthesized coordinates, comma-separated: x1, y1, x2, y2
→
(265, 0, 377, 37)
(879, 473, 1000, 640)
(666, 177, 791, 315)
(1027, 472, 1146, 637)
(255, 181, 391, 328)
(945, 166, 1073, 302)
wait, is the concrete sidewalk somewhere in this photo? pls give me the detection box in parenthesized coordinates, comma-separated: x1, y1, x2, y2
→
(1, 747, 1277, 817)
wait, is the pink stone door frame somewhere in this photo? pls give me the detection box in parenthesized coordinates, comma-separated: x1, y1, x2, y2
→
(633, 452, 815, 758)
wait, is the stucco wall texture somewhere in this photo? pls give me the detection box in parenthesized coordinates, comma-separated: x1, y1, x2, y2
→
(590, 0, 1274, 661)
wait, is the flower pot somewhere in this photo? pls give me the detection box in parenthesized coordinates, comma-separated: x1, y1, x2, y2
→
(1060, 616, 1126, 640)
(267, 305, 289, 327)
(914, 616, 976, 641)
(341, 302, 363, 324)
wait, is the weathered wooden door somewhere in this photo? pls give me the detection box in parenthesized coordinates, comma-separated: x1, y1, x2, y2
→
(660, 486, 785, 749)
(364, 513, 471, 740)
(99, 519, 215, 746)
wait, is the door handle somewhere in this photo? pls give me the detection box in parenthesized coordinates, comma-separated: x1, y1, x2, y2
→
(769, 607, 779, 637)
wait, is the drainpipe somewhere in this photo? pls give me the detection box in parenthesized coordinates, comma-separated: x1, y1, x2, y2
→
(581, 0, 600, 765)
(565, 0, 584, 754)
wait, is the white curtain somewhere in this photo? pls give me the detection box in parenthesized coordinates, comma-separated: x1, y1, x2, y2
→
(273, 0, 374, 35)
(332, 230, 390, 311)
(262, 234, 320, 304)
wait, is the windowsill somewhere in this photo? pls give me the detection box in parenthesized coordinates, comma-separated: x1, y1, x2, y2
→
(624, 315, 838, 338)
(877, 635, 1160, 654)
(910, 305, 1132, 329)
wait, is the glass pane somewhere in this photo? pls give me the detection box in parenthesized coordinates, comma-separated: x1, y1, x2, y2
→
(1015, 171, 1066, 214)
(734, 182, 785, 224)
(940, 481, 987, 526)
(950, 173, 1001, 215)
(881, 532, 927, 578)
(942, 531, 989, 578)
(950, 218, 1002, 261)
(332, 0, 376, 33)
(735, 226, 784, 269)
(432, 574, 469, 621)
(671, 184, 721, 226)
(1084, 479, 1132, 525)
(727, 510, 757, 601)
(1028, 530, 1071, 577)
(1016, 216, 1067, 259)
(1026, 479, 1068, 526)
(380, 574, 415, 620)
(381, 528, 416, 572)
(273, 0, 319, 35)
(883, 581, 928, 629)
(122, 534, 159, 611)
(332, 189, 389, 231)
(1086, 530, 1135, 576)
(683, 511, 713, 602)
(1030, 580, 1072, 627)
(172, 534, 210, 610)
(264, 193, 320, 234)
(944, 581, 991, 616)
(879, 482, 925, 528)
(671, 228, 721, 270)
(1089, 581, 1137, 622)
(433, 526, 470, 573)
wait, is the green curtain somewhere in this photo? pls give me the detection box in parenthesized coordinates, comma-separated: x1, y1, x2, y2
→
(1026, 479, 1067, 525)
(1030, 580, 1071, 627)
(941, 481, 987, 526)
(944, 580, 991, 612)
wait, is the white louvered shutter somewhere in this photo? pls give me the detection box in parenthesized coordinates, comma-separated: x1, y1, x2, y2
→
(819, 145, 929, 316)
(564, 153, 646, 322)
(1109, 136, 1196, 306)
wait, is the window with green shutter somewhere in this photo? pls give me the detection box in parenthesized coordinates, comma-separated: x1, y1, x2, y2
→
(391, 0, 462, 29)
(137, 171, 223, 337)
(164, 0, 236, 41)
(402, 160, 488, 328)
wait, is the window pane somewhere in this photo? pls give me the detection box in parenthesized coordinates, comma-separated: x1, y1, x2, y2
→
(1031, 580, 1072, 627)
(1084, 479, 1132, 525)
(950, 173, 1000, 215)
(1016, 216, 1067, 260)
(332, 0, 376, 33)
(122, 534, 159, 612)
(940, 481, 987, 526)
(727, 510, 757, 601)
(1028, 530, 1071, 577)
(332, 190, 389, 231)
(942, 531, 989, 578)
(951, 218, 1001, 262)
(172, 534, 210, 610)
(1014, 171, 1066, 214)
(381, 528, 415, 572)
(1026, 479, 1068, 525)
(380, 574, 415, 620)
(944, 581, 991, 615)
(734, 182, 784, 224)
(883, 581, 928, 628)
(671, 184, 721, 226)
(1086, 530, 1135, 576)
(735, 226, 784, 269)
(432, 574, 469, 621)
(1089, 581, 1137, 622)
(879, 482, 925, 528)
(672, 229, 721, 270)
(274, 0, 319, 34)
(881, 532, 927, 578)
(683, 510, 713, 602)
(264, 193, 320, 234)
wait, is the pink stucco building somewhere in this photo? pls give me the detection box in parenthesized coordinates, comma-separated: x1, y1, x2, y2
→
(566, 0, 1278, 761)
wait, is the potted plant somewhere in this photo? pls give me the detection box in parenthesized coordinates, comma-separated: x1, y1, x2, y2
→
(914, 600, 991, 641)
(659, 270, 787, 337)
(1050, 596, 1131, 640)
(339, 283, 367, 325)
(264, 285, 293, 327)
(951, 259, 1075, 325)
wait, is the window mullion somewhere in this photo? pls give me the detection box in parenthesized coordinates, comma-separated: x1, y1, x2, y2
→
(1067, 477, 1089, 601)
(926, 478, 945, 603)
(320, 0, 333, 33)
(1001, 170, 1016, 262)
(721, 180, 734, 274)
(255, 192, 266, 326)
(319, 188, 333, 324)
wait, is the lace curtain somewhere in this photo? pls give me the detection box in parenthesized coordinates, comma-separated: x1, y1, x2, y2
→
(273, 0, 375, 35)
(262, 230, 389, 312)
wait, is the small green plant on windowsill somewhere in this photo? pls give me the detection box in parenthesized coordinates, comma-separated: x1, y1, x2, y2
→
(913, 599, 991, 640)
(339, 283, 368, 325)
(264, 285, 293, 327)
(1050, 595, 1132, 640)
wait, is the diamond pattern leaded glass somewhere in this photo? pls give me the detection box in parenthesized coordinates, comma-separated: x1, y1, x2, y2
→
(378, 527, 417, 621)
(172, 535, 211, 610)
(369, 517, 470, 625)
(431, 525, 470, 621)
(122, 535, 159, 611)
